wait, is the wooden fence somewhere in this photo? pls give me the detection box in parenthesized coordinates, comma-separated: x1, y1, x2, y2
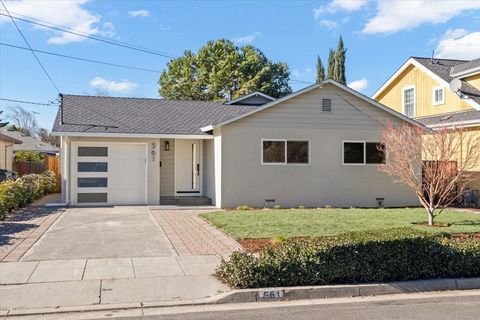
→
(13, 155, 61, 192)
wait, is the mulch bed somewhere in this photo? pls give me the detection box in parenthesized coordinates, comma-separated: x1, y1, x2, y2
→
(239, 232, 480, 253)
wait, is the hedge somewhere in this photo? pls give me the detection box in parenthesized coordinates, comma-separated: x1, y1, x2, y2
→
(0, 171, 56, 219)
(217, 228, 480, 288)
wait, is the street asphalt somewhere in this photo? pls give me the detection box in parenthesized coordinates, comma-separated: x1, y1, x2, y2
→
(83, 290, 480, 320)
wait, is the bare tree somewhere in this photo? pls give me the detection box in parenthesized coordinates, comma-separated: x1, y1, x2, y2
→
(379, 122, 480, 226)
(7, 106, 38, 137)
(38, 128, 60, 147)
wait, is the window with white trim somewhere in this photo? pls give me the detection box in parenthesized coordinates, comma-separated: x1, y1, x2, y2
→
(403, 86, 415, 117)
(262, 140, 309, 164)
(432, 86, 445, 106)
(343, 141, 385, 165)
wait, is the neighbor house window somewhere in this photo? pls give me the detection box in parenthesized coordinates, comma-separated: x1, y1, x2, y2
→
(432, 86, 445, 106)
(343, 141, 386, 165)
(403, 86, 415, 117)
(262, 139, 309, 164)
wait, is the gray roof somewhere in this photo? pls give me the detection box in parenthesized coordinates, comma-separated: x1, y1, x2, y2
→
(415, 110, 480, 127)
(450, 58, 480, 77)
(52, 94, 258, 135)
(412, 57, 480, 106)
(0, 129, 58, 154)
(412, 57, 467, 83)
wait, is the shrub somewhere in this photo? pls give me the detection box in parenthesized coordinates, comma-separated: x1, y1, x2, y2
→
(15, 151, 45, 161)
(0, 171, 56, 219)
(217, 228, 480, 288)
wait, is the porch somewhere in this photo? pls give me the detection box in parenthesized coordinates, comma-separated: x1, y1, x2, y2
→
(159, 138, 215, 206)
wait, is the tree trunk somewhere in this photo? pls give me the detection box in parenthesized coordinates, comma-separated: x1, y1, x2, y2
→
(428, 210, 434, 226)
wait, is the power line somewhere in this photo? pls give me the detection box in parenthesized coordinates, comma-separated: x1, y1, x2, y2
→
(0, 11, 177, 59)
(0, 0, 60, 93)
(1, 42, 162, 74)
(0, 98, 57, 106)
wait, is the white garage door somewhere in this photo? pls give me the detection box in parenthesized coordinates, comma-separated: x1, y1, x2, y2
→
(72, 143, 147, 205)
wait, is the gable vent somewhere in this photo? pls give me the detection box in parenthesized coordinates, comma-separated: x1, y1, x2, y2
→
(322, 99, 332, 112)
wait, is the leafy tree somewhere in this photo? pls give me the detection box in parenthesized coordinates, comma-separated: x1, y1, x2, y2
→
(159, 39, 292, 101)
(327, 49, 335, 79)
(334, 35, 347, 85)
(14, 151, 45, 162)
(316, 55, 325, 83)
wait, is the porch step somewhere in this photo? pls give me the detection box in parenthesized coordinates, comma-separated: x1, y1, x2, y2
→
(160, 196, 212, 206)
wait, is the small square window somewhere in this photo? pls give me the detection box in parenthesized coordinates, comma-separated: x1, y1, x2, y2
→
(263, 141, 285, 163)
(366, 142, 386, 164)
(287, 141, 309, 164)
(322, 99, 332, 112)
(343, 142, 364, 164)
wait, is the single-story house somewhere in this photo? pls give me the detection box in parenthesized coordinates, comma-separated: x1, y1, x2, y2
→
(52, 79, 420, 208)
(0, 129, 59, 156)
(0, 132, 22, 171)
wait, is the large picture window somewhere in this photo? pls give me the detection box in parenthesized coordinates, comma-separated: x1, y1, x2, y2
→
(343, 141, 385, 165)
(262, 139, 309, 164)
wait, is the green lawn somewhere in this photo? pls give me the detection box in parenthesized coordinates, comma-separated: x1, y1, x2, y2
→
(201, 208, 480, 240)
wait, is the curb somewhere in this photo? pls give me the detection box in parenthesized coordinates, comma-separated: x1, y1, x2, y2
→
(3, 277, 480, 317)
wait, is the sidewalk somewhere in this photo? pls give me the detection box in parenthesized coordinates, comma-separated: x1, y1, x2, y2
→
(0, 255, 228, 310)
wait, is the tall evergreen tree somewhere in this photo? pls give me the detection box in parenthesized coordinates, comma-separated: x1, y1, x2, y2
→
(327, 49, 335, 79)
(316, 55, 325, 83)
(334, 35, 347, 85)
(159, 39, 292, 101)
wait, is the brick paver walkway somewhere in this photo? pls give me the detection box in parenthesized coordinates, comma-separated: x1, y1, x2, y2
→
(151, 210, 242, 256)
(0, 207, 64, 262)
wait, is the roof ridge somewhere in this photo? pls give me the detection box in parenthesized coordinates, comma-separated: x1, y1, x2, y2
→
(411, 56, 469, 62)
(60, 93, 241, 105)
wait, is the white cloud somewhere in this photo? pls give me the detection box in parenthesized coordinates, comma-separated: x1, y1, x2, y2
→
(348, 78, 368, 92)
(90, 77, 138, 93)
(363, 0, 480, 35)
(0, 0, 114, 44)
(233, 32, 261, 44)
(319, 19, 339, 30)
(436, 29, 480, 60)
(314, 0, 368, 19)
(128, 10, 150, 18)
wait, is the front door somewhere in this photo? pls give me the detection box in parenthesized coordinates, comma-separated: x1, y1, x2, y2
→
(175, 140, 200, 195)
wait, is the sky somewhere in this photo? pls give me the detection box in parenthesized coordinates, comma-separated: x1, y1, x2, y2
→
(1, 0, 480, 130)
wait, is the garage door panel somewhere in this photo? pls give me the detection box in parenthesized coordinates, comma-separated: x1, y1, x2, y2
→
(73, 143, 147, 205)
(108, 189, 146, 205)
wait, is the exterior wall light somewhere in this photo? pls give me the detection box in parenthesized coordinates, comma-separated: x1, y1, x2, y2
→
(165, 140, 170, 151)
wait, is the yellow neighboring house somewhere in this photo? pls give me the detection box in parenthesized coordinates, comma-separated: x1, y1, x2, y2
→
(373, 57, 480, 191)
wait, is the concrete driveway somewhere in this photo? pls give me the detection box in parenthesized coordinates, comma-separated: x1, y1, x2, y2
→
(21, 206, 173, 261)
